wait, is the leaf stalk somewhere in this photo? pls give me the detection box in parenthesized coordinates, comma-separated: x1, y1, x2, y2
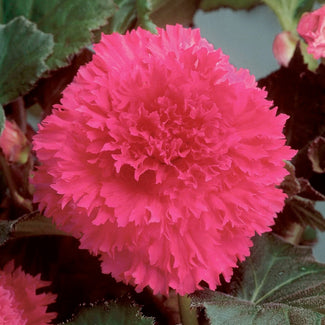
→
(177, 294, 199, 325)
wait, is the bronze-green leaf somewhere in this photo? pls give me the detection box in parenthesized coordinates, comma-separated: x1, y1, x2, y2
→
(64, 301, 154, 325)
(192, 234, 325, 324)
(193, 290, 324, 325)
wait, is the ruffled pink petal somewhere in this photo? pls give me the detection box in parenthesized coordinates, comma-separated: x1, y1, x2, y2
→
(32, 24, 296, 295)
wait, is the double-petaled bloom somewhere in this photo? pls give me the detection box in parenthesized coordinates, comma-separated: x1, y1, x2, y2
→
(32, 25, 295, 295)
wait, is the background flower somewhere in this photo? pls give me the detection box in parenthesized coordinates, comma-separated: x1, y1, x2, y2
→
(32, 25, 295, 295)
(0, 120, 29, 164)
(272, 31, 298, 67)
(297, 5, 325, 59)
(0, 261, 56, 325)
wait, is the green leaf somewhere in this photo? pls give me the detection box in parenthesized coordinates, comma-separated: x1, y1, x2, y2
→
(0, 104, 5, 135)
(192, 234, 325, 324)
(2, 0, 116, 70)
(199, 0, 261, 11)
(0, 16, 53, 105)
(106, 0, 199, 34)
(99, 0, 158, 35)
(136, 0, 157, 33)
(262, 0, 315, 31)
(106, 0, 137, 34)
(65, 301, 154, 325)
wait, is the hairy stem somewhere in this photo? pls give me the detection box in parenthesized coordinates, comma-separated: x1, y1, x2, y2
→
(178, 294, 199, 325)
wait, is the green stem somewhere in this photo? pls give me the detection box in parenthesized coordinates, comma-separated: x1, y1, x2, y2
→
(178, 294, 199, 325)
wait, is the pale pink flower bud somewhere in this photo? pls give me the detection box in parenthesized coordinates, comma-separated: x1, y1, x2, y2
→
(273, 31, 298, 67)
(0, 120, 29, 164)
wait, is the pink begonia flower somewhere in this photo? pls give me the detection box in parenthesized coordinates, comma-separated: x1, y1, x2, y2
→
(297, 5, 325, 59)
(273, 31, 298, 67)
(32, 25, 295, 295)
(0, 261, 57, 324)
(0, 120, 29, 164)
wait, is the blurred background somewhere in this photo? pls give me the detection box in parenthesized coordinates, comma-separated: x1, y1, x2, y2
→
(194, 4, 325, 261)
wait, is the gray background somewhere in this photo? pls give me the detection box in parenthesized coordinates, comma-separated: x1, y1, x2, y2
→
(194, 5, 325, 262)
